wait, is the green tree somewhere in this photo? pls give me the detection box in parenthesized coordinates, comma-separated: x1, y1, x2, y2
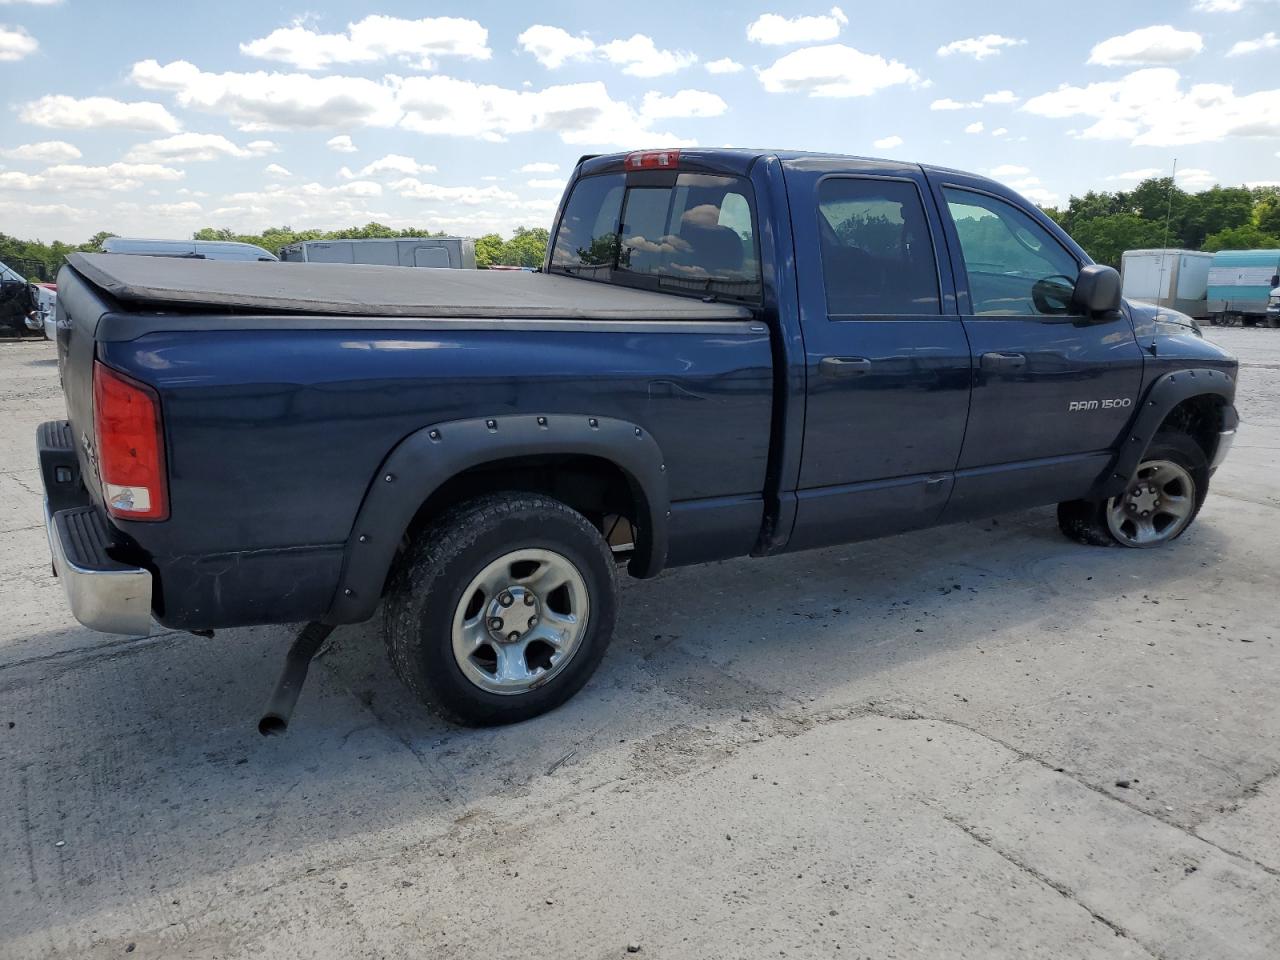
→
(474, 233, 504, 268)
(1069, 214, 1167, 269)
(1202, 224, 1280, 253)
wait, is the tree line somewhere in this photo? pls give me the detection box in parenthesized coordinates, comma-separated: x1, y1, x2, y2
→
(1, 223, 550, 276)
(3, 177, 1278, 279)
(1042, 178, 1280, 268)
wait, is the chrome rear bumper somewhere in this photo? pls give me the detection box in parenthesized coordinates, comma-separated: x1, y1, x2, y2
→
(45, 501, 153, 636)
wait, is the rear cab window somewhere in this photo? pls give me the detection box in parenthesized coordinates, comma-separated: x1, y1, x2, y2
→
(550, 172, 762, 303)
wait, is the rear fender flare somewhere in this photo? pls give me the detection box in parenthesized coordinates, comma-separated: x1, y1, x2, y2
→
(1099, 367, 1236, 498)
(324, 414, 669, 623)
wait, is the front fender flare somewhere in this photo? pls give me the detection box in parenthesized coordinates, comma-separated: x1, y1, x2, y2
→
(1099, 367, 1236, 498)
(324, 413, 669, 624)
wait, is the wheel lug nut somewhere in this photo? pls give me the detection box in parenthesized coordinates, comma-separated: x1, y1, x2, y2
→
(507, 632, 520, 643)
(524, 594, 535, 606)
(1141, 510, 1150, 517)
(528, 616, 538, 628)
(489, 617, 503, 631)
(499, 592, 514, 607)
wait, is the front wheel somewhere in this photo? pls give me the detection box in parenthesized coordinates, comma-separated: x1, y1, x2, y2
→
(384, 493, 619, 726)
(1057, 430, 1208, 548)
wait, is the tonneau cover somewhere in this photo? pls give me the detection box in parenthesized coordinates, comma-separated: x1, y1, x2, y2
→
(66, 253, 751, 321)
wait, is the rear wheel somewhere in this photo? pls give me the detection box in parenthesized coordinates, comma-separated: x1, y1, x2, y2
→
(1057, 430, 1208, 548)
(384, 493, 619, 726)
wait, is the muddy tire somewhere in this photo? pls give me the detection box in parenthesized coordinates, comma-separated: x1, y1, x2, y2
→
(1057, 430, 1208, 548)
(383, 493, 619, 726)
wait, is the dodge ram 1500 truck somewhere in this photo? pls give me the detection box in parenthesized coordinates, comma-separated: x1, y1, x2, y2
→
(38, 148, 1239, 730)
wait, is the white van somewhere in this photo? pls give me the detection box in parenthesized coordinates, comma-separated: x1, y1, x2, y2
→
(278, 237, 476, 269)
(100, 238, 279, 262)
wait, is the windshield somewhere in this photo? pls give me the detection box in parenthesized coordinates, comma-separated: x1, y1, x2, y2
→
(550, 172, 761, 303)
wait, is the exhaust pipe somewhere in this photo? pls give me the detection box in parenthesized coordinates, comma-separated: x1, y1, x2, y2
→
(258, 622, 334, 737)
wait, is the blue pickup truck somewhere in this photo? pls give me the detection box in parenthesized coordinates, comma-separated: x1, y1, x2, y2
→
(38, 148, 1239, 729)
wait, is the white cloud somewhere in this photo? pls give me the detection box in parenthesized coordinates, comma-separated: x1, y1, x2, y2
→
(517, 25, 595, 69)
(388, 178, 519, 205)
(0, 161, 185, 194)
(0, 140, 80, 162)
(19, 94, 181, 132)
(873, 135, 903, 149)
(983, 90, 1018, 104)
(705, 57, 744, 74)
(124, 132, 277, 163)
(639, 89, 727, 120)
(1088, 26, 1203, 66)
(937, 35, 1025, 60)
(1022, 67, 1280, 146)
(989, 164, 1030, 177)
(930, 97, 981, 110)
(1194, 0, 1245, 10)
(148, 200, 202, 217)
(1106, 167, 1164, 181)
(517, 27, 695, 76)
(1017, 185, 1061, 207)
(395, 75, 698, 147)
(0, 23, 36, 61)
(519, 162, 559, 173)
(757, 44, 921, 97)
(598, 34, 696, 77)
(341, 154, 438, 178)
(526, 178, 563, 189)
(965, 121, 984, 133)
(1176, 168, 1216, 190)
(1228, 31, 1279, 56)
(326, 134, 357, 153)
(264, 163, 291, 178)
(131, 59, 401, 131)
(747, 7, 848, 45)
(240, 14, 490, 71)
(990, 127, 1008, 136)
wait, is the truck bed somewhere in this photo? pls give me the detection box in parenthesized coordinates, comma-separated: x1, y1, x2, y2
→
(66, 253, 751, 322)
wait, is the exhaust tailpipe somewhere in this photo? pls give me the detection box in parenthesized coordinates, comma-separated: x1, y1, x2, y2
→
(258, 622, 334, 736)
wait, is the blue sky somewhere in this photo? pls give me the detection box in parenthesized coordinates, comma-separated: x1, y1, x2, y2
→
(1, 0, 1278, 242)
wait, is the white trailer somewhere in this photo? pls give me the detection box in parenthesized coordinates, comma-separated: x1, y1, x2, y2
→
(278, 237, 476, 270)
(1120, 249, 1212, 318)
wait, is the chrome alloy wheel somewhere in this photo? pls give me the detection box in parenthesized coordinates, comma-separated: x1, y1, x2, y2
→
(450, 548, 589, 695)
(1106, 459, 1197, 547)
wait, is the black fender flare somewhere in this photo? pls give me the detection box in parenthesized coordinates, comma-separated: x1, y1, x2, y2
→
(1099, 366, 1236, 498)
(324, 413, 669, 624)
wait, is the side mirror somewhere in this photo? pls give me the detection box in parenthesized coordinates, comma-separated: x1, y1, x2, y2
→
(1071, 264, 1122, 316)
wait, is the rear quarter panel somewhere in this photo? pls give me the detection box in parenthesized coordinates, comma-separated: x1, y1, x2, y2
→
(99, 323, 774, 560)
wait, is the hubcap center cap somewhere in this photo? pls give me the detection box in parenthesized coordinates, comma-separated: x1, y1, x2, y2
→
(1128, 485, 1160, 514)
(486, 585, 539, 643)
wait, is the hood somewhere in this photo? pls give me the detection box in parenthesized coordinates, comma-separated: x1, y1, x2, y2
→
(1126, 299, 1202, 339)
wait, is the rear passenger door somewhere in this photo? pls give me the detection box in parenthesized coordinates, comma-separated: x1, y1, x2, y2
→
(928, 175, 1145, 520)
(784, 161, 972, 552)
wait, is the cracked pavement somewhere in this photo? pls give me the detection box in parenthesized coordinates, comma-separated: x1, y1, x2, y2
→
(1, 329, 1278, 959)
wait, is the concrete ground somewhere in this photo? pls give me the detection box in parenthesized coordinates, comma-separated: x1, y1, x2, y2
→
(1, 328, 1277, 960)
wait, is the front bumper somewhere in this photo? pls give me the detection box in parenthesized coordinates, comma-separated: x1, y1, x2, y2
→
(38, 419, 153, 636)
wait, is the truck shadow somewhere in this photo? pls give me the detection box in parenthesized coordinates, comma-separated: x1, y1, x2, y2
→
(0, 507, 1243, 946)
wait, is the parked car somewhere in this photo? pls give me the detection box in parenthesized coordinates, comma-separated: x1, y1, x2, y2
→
(38, 148, 1238, 731)
(0, 259, 44, 337)
(279, 237, 476, 269)
(100, 237, 279, 262)
(1207, 249, 1280, 327)
(1121, 249, 1212, 319)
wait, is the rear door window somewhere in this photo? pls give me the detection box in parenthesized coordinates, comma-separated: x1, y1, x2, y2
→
(551, 172, 761, 302)
(816, 178, 941, 316)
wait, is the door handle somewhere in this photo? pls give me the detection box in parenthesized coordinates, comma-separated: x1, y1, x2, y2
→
(980, 352, 1027, 371)
(819, 356, 873, 378)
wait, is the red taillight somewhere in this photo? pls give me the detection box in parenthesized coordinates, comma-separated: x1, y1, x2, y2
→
(624, 149, 681, 170)
(92, 360, 168, 521)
